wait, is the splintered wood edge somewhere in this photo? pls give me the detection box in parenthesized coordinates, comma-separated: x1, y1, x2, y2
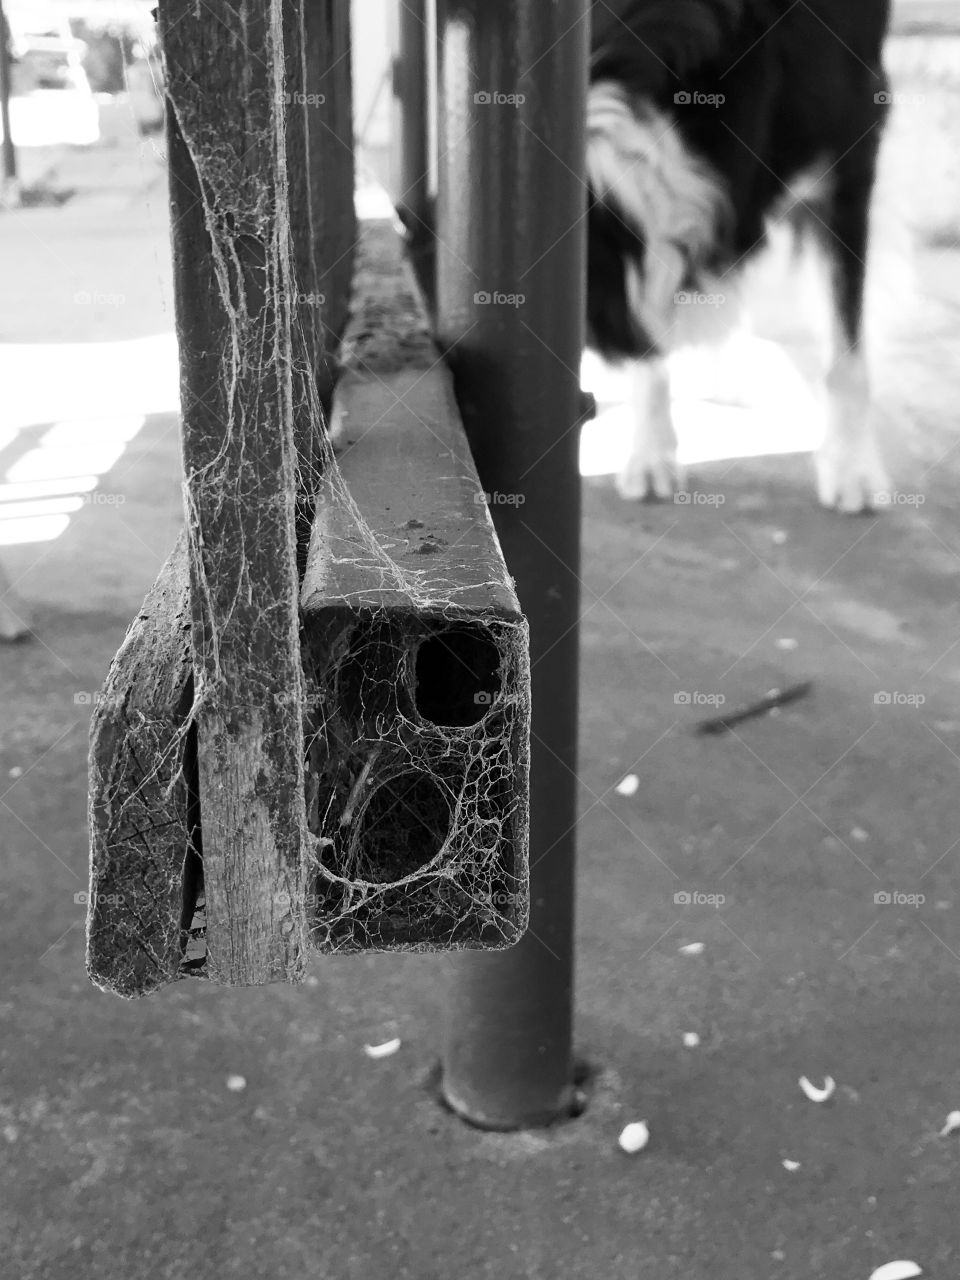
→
(87, 533, 195, 997)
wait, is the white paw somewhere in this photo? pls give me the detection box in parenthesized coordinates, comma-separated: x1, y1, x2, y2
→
(617, 445, 685, 501)
(815, 438, 891, 514)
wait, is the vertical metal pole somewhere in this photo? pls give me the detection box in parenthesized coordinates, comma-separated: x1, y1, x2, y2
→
(0, 0, 18, 184)
(392, 0, 434, 302)
(436, 0, 589, 1128)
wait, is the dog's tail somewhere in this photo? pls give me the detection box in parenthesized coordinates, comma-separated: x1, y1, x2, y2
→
(586, 81, 730, 344)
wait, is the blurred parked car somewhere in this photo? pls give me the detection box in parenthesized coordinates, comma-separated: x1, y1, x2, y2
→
(2, 9, 99, 147)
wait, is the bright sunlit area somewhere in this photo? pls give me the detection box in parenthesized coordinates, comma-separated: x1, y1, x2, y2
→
(579, 338, 826, 477)
(0, 334, 178, 545)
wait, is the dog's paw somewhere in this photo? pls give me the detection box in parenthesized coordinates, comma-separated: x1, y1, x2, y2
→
(617, 446, 685, 502)
(815, 438, 890, 514)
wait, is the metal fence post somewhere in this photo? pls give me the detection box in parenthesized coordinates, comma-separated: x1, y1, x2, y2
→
(392, 0, 435, 304)
(435, 0, 589, 1128)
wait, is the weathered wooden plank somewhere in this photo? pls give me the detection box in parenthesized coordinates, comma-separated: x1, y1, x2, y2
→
(86, 535, 199, 997)
(161, 0, 310, 984)
(302, 219, 531, 952)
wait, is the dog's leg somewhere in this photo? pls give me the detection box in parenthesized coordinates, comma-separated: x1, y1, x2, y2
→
(815, 162, 891, 513)
(617, 355, 683, 500)
(817, 346, 889, 514)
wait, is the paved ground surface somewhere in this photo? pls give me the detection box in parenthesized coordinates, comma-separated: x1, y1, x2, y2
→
(2, 31, 960, 1280)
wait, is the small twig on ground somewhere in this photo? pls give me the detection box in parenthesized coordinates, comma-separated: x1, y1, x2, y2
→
(695, 680, 813, 736)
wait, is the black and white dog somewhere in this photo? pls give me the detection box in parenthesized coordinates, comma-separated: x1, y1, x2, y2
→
(587, 0, 892, 511)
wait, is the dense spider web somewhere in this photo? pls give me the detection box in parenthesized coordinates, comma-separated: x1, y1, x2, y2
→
(94, 0, 531, 992)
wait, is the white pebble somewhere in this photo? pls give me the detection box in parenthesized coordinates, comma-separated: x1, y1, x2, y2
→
(364, 1037, 401, 1059)
(868, 1264, 923, 1280)
(850, 827, 869, 843)
(782, 1159, 801, 1172)
(772, 530, 788, 545)
(226, 1075, 246, 1092)
(798, 1075, 835, 1103)
(775, 638, 798, 651)
(615, 773, 640, 797)
(682, 1032, 700, 1048)
(7, 767, 22, 779)
(939, 1110, 960, 1137)
(618, 1121, 650, 1154)
(679, 942, 704, 956)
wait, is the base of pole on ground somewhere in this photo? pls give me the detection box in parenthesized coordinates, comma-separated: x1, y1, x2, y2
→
(436, 1059, 593, 1132)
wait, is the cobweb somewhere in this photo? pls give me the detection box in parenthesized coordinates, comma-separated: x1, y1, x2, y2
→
(89, 0, 530, 992)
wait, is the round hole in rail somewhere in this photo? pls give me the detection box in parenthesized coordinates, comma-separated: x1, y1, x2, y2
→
(414, 624, 503, 726)
(355, 772, 451, 884)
